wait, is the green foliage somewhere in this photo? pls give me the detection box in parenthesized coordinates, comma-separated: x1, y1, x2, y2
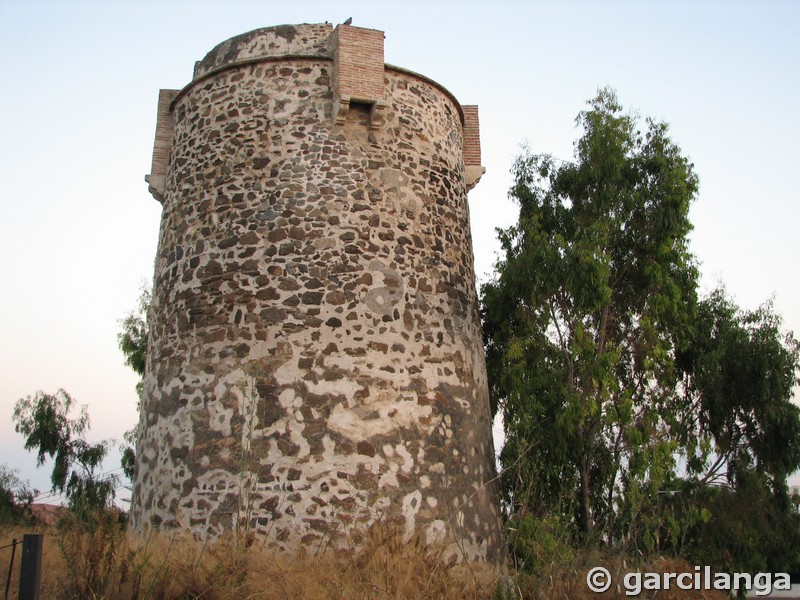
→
(623, 478, 709, 559)
(120, 445, 136, 481)
(677, 288, 800, 489)
(672, 288, 800, 575)
(0, 464, 37, 524)
(117, 283, 150, 384)
(684, 474, 800, 575)
(482, 87, 699, 542)
(482, 87, 800, 575)
(13, 389, 117, 515)
(117, 282, 151, 480)
(506, 513, 575, 575)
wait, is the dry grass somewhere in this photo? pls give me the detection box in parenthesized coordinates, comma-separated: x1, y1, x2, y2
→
(1, 516, 499, 600)
(0, 516, 735, 599)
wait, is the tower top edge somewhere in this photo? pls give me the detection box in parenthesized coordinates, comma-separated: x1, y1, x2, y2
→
(194, 23, 384, 80)
(179, 23, 470, 128)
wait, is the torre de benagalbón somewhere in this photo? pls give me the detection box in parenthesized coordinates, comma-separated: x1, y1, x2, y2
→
(132, 22, 503, 564)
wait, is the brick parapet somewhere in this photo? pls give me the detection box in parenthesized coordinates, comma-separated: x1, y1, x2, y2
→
(330, 25, 385, 103)
(461, 105, 481, 167)
(145, 89, 179, 202)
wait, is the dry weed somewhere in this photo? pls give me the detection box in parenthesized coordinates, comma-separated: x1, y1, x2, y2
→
(3, 517, 735, 599)
(2, 518, 501, 600)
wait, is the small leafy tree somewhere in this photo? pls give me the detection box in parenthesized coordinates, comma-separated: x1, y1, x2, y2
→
(13, 389, 117, 515)
(0, 464, 37, 523)
(482, 88, 699, 542)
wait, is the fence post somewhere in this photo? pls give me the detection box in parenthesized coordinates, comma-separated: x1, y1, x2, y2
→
(18, 534, 43, 600)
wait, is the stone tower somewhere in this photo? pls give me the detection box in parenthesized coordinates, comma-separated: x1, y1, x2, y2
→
(133, 22, 502, 563)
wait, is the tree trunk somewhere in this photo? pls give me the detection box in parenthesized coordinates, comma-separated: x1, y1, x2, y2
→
(580, 452, 593, 537)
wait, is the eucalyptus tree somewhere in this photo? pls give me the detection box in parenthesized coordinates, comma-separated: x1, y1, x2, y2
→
(482, 88, 699, 540)
(13, 389, 117, 514)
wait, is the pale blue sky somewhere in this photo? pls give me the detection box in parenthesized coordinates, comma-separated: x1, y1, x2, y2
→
(1, 0, 798, 499)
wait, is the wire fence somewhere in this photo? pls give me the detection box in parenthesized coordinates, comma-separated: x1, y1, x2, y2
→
(1, 534, 42, 600)
(1, 537, 20, 600)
